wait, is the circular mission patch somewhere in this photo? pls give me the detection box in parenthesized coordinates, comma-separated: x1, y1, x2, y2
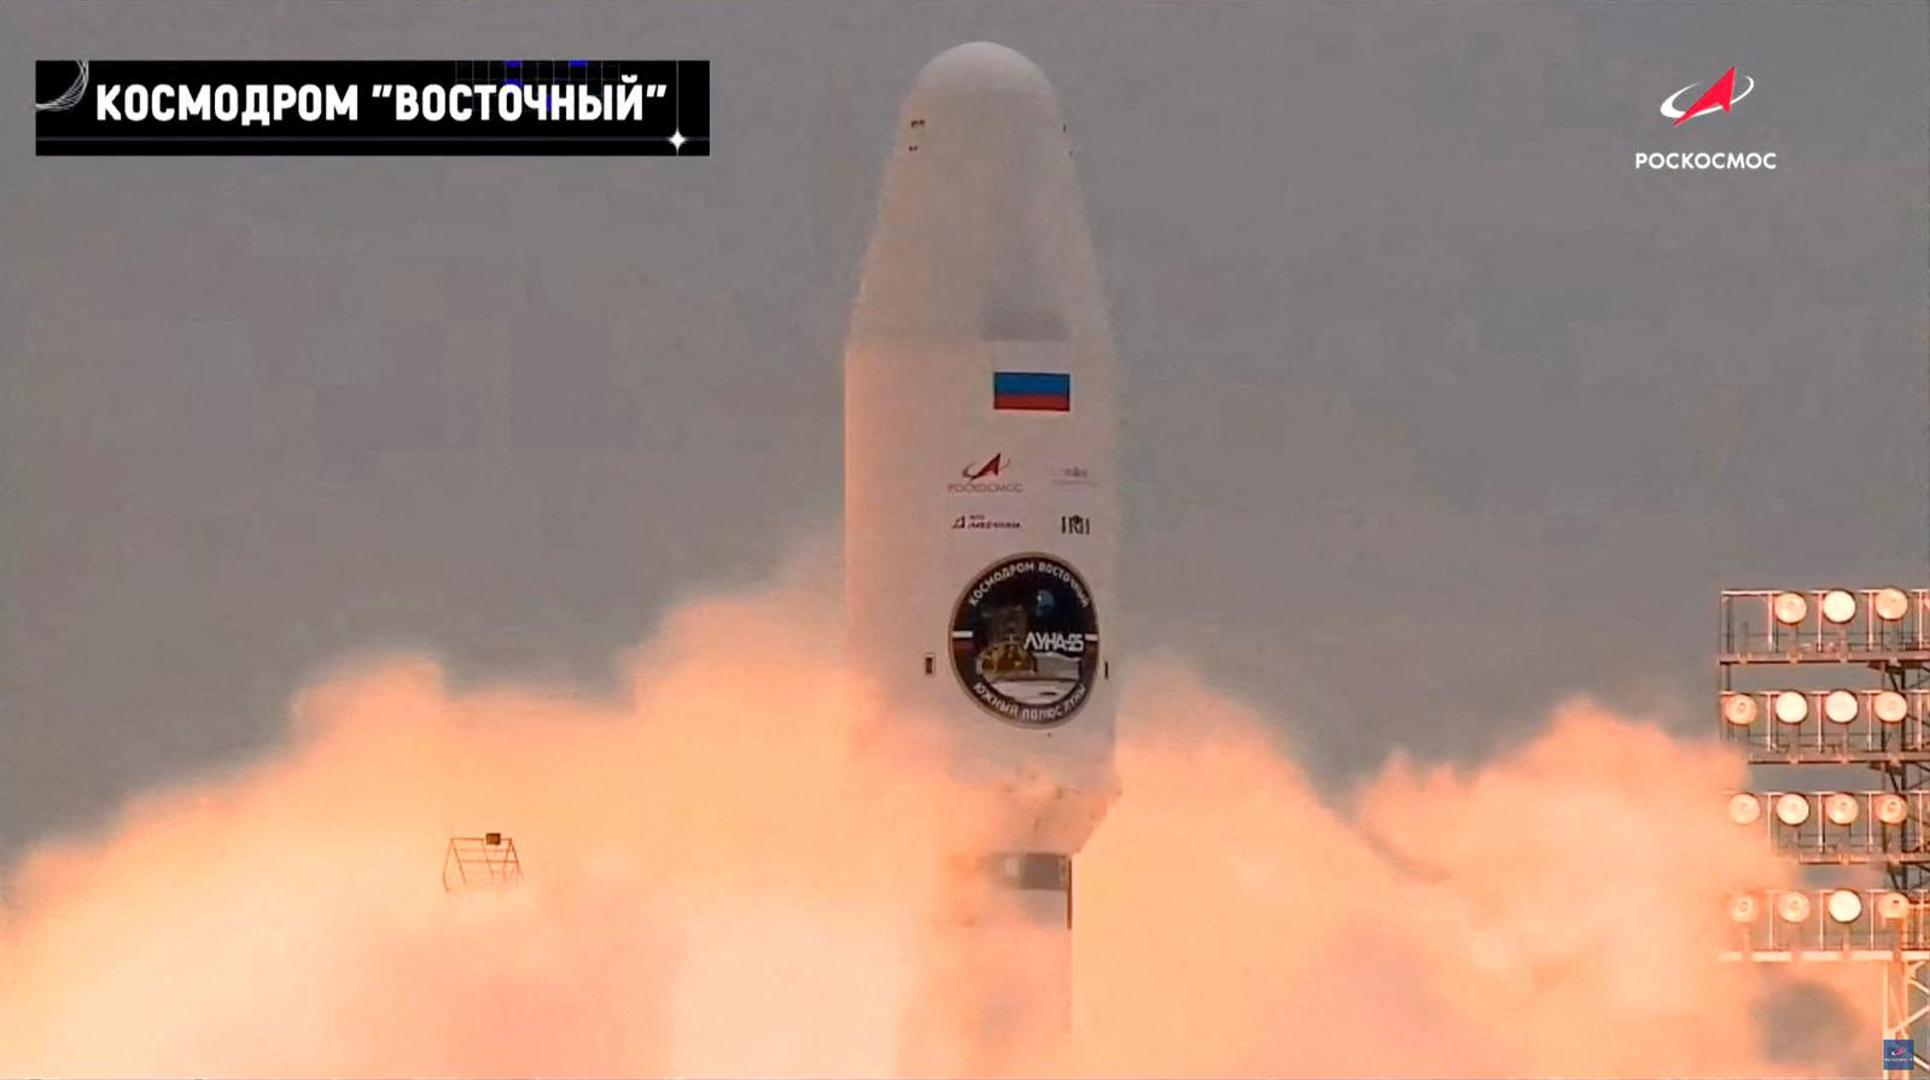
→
(949, 553, 1099, 728)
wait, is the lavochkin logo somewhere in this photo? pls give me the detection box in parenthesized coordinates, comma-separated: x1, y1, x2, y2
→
(952, 513, 1021, 532)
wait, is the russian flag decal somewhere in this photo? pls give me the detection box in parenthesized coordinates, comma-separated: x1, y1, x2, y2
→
(993, 371, 1071, 412)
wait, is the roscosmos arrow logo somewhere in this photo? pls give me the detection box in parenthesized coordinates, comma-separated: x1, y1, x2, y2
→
(1660, 66, 1754, 126)
(1634, 66, 1778, 172)
(962, 452, 1006, 481)
(949, 452, 1021, 494)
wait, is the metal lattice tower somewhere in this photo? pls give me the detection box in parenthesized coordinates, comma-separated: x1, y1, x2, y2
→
(442, 832, 524, 892)
(1720, 588, 1930, 1076)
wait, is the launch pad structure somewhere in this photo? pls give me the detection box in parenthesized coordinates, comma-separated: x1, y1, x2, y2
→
(442, 833, 523, 892)
(1717, 589, 1930, 1076)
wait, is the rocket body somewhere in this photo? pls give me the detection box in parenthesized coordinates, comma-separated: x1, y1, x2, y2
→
(845, 40, 1118, 865)
(842, 42, 1119, 1068)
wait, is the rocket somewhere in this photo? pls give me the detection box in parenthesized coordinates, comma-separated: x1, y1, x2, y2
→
(843, 41, 1119, 1067)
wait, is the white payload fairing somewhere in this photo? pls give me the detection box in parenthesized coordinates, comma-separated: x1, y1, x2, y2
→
(843, 41, 1119, 1066)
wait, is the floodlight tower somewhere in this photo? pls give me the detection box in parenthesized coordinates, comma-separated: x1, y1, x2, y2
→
(1719, 589, 1930, 1075)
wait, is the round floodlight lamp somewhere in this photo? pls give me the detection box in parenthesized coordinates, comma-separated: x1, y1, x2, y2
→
(1827, 889, 1864, 923)
(1723, 694, 1760, 727)
(1877, 691, 1911, 724)
(1777, 892, 1813, 923)
(1877, 588, 1912, 622)
(1729, 793, 1763, 825)
(1825, 793, 1860, 826)
(1774, 592, 1809, 625)
(1730, 894, 1760, 923)
(1879, 892, 1913, 921)
(1825, 690, 1860, 724)
(1822, 589, 1857, 624)
(1774, 691, 1810, 725)
(1877, 793, 1911, 826)
(1775, 792, 1812, 827)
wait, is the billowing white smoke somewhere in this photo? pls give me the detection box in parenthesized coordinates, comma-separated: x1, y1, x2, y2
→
(0, 546, 1865, 1077)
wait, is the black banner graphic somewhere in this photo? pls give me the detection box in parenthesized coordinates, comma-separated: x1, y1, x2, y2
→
(35, 60, 708, 156)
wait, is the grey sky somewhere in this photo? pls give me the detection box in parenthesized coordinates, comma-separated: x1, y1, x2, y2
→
(2, 1, 1926, 864)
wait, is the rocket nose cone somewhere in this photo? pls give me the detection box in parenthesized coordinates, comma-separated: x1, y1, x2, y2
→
(900, 42, 1065, 146)
(906, 42, 1060, 110)
(853, 44, 1094, 345)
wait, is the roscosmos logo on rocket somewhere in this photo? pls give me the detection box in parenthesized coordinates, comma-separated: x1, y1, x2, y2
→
(949, 553, 1099, 728)
(1660, 66, 1754, 125)
(949, 452, 1023, 494)
(963, 453, 1006, 481)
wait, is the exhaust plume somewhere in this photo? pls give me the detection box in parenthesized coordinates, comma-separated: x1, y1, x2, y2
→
(0, 547, 1868, 1076)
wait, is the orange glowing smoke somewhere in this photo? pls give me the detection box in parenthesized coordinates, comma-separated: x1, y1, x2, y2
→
(0, 550, 1870, 1076)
